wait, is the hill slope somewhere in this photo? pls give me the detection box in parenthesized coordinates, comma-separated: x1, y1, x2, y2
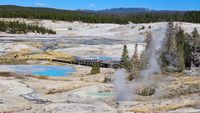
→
(0, 5, 200, 24)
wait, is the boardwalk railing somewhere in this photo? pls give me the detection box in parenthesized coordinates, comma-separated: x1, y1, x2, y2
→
(51, 58, 120, 69)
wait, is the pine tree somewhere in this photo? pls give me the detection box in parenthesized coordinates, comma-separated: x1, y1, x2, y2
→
(184, 33, 193, 67)
(161, 24, 198, 70)
(140, 31, 153, 69)
(90, 62, 100, 74)
(145, 31, 153, 49)
(161, 21, 179, 70)
(0, 20, 56, 34)
(129, 44, 141, 80)
(191, 28, 200, 52)
(131, 44, 139, 62)
(175, 27, 186, 71)
(120, 45, 132, 72)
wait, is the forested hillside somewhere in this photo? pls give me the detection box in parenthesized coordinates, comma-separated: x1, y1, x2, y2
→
(0, 5, 200, 24)
(0, 21, 56, 34)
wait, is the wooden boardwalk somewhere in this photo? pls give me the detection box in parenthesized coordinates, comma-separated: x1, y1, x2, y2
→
(0, 51, 120, 69)
(51, 58, 120, 69)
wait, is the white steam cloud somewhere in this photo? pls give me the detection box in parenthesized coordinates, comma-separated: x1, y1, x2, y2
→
(114, 27, 166, 101)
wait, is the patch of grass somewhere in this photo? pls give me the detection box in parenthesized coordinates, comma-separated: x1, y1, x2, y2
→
(166, 84, 200, 98)
(0, 59, 27, 64)
(131, 100, 196, 113)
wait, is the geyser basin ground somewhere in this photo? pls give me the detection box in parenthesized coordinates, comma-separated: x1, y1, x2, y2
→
(0, 65, 76, 76)
(0, 20, 200, 113)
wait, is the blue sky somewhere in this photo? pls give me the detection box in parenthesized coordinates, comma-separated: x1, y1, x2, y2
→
(0, 0, 199, 11)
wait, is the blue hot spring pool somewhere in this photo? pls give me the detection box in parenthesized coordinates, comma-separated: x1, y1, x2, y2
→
(84, 56, 120, 61)
(0, 65, 76, 77)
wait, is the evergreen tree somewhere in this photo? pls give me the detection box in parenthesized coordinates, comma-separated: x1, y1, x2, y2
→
(140, 31, 153, 69)
(184, 33, 193, 67)
(131, 44, 139, 62)
(120, 45, 132, 72)
(0, 20, 56, 34)
(145, 31, 153, 49)
(129, 44, 141, 80)
(161, 24, 198, 70)
(90, 62, 100, 74)
(191, 28, 200, 52)
(175, 27, 186, 71)
(161, 21, 179, 70)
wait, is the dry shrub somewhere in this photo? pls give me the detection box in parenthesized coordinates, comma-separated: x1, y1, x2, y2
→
(31, 75, 49, 80)
(0, 72, 25, 79)
(47, 88, 67, 94)
(0, 72, 13, 77)
(135, 87, 155, 96)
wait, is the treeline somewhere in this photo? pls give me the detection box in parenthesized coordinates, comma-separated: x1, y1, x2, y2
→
(0, 21, 56, 34)
(0, 5, 200, 24)
(161, 22, 200, 71)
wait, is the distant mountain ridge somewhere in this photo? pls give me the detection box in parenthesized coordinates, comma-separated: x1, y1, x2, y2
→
(80, 8, 186, 14)
(98, 8, 152, 14)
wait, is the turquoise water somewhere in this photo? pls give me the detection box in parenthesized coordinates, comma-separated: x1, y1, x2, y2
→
(31, 65, 76, 76)
(0, 65, 76, 77)
(85, 56, 120, 61)
(98, 56, 113, 61)
(88, 92, 114, 97)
